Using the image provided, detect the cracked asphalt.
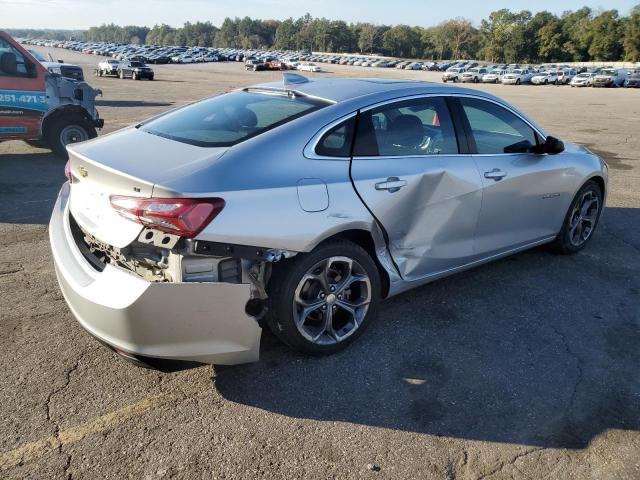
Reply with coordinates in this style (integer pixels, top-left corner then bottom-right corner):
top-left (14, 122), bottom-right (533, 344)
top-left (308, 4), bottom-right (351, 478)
top-left (1, 48), bottom-right (639, 479)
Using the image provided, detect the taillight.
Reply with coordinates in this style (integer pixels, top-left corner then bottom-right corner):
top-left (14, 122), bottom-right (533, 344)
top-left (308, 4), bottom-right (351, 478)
top-left (109, 196), bottom-right (225, 238)
top-left (64, 160), bottom-right (72, 183)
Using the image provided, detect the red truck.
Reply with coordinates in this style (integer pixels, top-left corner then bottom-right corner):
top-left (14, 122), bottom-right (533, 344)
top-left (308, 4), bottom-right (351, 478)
top-left (0, 31), bottom-right (103, 158)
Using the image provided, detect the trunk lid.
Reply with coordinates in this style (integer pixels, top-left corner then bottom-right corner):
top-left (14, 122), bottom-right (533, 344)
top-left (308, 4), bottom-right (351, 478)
top-left (67, 127), bottom-right (227, 248)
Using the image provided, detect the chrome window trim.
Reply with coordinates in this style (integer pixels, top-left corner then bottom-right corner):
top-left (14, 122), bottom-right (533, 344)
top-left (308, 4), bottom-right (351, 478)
top-left (304, 93), bottom-right (546, 160)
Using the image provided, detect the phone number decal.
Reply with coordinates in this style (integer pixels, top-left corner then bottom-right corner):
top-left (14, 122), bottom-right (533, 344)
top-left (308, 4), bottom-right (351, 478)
top-left (0, 90), bottom-right (48, 112)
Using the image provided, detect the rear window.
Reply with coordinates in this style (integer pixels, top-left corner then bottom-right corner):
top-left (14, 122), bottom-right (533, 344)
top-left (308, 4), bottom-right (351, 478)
top-left (140, 91), bottom-right (329, 147)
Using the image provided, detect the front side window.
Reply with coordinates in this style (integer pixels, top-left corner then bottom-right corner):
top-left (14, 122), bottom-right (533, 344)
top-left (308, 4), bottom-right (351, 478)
top-left (354, 97), bottom-right (458, 157)
top-left (0, 39), bottom-right (35, 77)
top-left (141, 91), bottom-right (328, 147)
top-left (459, 98), bottom-right (538, 154)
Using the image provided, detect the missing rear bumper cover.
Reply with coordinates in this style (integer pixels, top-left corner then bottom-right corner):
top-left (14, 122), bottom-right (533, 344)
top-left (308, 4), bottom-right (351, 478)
top-left (192, 240), bottom-right (296, 262)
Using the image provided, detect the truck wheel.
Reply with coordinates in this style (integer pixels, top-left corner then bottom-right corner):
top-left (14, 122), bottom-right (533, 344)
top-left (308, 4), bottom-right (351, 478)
top-left (46, 115), bottom-right (97, 159)
top-left (24, 139), bottom-right (49, 149)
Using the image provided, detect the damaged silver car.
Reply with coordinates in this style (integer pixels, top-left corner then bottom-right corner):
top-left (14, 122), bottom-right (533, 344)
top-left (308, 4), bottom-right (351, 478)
top-left (50, 74), bottom-right (608, 368)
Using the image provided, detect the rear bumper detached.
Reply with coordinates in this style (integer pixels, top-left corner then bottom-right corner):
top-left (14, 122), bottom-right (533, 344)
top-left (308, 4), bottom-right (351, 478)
top-left (49, 183), bottom-right (262, 367)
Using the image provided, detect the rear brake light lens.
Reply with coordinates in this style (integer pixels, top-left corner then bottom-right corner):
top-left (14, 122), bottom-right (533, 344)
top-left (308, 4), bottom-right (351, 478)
top-left (109, 196), bottom-right (225, 238)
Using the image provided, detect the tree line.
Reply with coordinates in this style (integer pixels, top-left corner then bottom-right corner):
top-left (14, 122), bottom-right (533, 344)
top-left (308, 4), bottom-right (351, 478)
top-left (9, 5), bottom-right (640, 62)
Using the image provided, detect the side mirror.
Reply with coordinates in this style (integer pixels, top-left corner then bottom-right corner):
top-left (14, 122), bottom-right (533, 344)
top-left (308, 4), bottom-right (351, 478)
top-left (544, 136), bottom-right (565, 154)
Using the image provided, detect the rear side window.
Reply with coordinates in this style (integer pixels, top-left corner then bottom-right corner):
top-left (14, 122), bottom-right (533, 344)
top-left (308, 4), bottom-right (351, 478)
top-left (315, 117), bottom-right (355, 157)
top-left (354, 96), bottom-right (458, 156)
top-left (141, 91), bottom-right (328, 147)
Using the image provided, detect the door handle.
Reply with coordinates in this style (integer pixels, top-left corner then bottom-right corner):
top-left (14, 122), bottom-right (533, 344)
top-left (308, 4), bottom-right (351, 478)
top-left (484, 169), bottom-right (508, 181)
top-left (375, 177), bottom-right (407, 193)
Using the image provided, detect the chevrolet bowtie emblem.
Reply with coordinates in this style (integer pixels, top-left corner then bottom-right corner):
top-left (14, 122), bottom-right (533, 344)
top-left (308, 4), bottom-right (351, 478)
top-left (78, 166), bottom-right (88, 178)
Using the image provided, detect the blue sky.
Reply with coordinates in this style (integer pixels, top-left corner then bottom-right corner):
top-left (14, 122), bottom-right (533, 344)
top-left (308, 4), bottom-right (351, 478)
top-left (4, 0), bottom-right (638, 29)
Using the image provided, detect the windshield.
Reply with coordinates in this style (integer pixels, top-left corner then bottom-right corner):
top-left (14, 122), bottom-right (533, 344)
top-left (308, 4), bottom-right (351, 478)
top-left (513, 69), bottom-right (524, 74)
top-left (448, 68), bottom-right (460, 72)
top-left (140, 91), bottom-right (329, 147)
top-left (490, 70), bottom-right (502, 74)
top-left (601, 69), bottom-right (616, 75)
top-left (28, 49), bottom-right (47, 62)
top-left (130, 61), bottom-right (145, 67)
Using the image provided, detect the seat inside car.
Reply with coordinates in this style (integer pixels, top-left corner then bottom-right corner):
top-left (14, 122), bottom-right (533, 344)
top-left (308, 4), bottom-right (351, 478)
top-left (383, 114), bottom-right (424, 154)
top-left (0, 52), bottom-right (17, 75)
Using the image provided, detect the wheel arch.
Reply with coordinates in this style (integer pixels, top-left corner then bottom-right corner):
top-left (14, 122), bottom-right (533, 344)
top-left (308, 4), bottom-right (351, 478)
top-left (588, 175), bottom-right (606, 199)
top-left (42, 105), bottom-right (94, 137)
top-left (314, 228), bottom-right (394, 298)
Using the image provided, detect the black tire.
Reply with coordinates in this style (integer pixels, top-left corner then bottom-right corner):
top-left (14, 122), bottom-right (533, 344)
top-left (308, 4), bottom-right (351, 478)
top-left (266, 239), bottom-right (381, 355)
top-left (149, 75), bottom-right (154, 81)
top-left (24, 139), bottom-right (49, 149)
top-left (45, 114), bottom-right (97, 159)
top-left (549, 180), bottom-right (603, 254)
top-left (516, 78), bottom-right (521, 85)
top-left (119, 70), bottom-right (125, 79)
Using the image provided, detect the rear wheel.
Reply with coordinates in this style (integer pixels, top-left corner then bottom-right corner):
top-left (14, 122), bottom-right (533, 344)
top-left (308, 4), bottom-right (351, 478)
top-left (45, 115), bottom-right (97, 159)
top-left (267, 240), bottom-right (381, 355)
top-left (516, 78), bottom-right (521, 85)
top-left (549, 180), bottom-right (603, 254)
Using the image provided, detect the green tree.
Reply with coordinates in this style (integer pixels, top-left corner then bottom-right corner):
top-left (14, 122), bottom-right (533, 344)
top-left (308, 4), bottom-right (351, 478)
top-left (358, 23), bottom-right (382, 54)
top-left (274, 18), bottom-right (298, 49)
top-left (561, 7), bottom-right (594, 61)
top-left (382, 25), bottom-right (421, 57)
top-left (623, 5), bottom-right (640, 61)
top-left (440, 18), bottom-right (478, 59)
top-left (479, 9), bottom-right (519, 62)
top-left (588, 10), bottom-right (624, 61)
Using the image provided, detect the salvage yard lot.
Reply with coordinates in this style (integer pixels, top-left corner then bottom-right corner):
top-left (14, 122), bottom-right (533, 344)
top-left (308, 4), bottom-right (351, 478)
top-left (1, 47), bottom-right (639, 479)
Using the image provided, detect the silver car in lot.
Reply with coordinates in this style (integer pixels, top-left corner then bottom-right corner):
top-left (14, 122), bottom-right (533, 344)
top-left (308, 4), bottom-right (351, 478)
top-left (50, 75), bottom-right (608, 368)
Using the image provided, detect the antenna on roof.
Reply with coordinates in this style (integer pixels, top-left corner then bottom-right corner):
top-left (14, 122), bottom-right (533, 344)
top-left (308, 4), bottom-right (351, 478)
top-left (283, 72), bottom-right (310, 87)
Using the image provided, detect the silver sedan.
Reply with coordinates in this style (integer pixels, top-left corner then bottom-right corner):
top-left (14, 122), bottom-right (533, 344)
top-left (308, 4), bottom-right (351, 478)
top-left (50, 74), bottom-right (608, 368)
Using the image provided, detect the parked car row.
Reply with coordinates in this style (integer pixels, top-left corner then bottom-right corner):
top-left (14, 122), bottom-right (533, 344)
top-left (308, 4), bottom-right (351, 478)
top-left (444, 64), bottom-right (639, 88)
top-left (21, 38), bottom-right (640, 88)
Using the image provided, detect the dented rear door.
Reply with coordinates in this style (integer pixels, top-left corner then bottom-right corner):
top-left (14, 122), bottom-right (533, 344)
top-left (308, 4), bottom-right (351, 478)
top-left (350, 96), bottom-right (483, 281)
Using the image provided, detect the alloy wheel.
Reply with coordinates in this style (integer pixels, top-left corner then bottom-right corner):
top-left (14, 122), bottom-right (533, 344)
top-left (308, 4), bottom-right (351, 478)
top-left (568, 190), bottom-right (600, 247)
top-left (292, 256), bottom-right (371, 345)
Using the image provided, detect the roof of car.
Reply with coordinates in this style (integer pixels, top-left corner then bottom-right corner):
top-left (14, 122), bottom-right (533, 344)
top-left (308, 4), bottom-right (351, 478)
top-left (251, 76), bottom-right (494, 103)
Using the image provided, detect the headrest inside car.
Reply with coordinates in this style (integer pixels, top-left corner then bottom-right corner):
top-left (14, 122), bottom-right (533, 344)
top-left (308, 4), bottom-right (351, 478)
top-left (0, 52), bottom-right (18, 76)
